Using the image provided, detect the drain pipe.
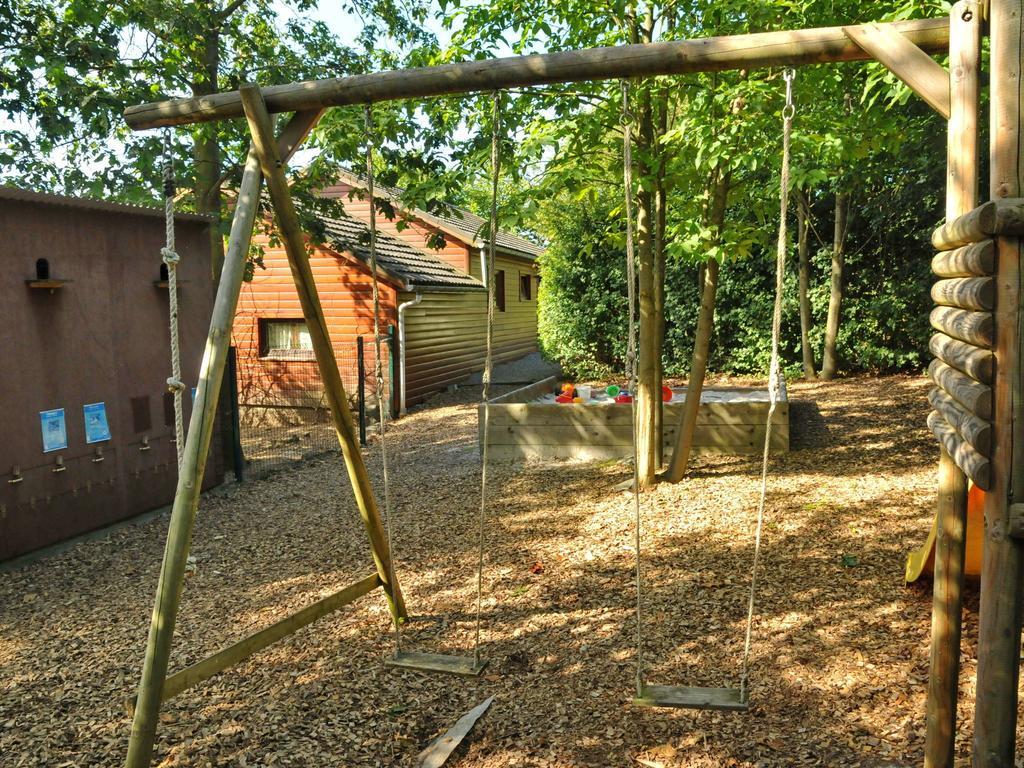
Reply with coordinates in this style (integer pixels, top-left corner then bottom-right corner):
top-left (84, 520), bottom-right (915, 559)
top-left (397, 292), bottom-right (423, 416)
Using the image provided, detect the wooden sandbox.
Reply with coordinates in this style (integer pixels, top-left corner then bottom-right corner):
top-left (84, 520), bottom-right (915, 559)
top-left (479, 376), bottom-right (789, 461)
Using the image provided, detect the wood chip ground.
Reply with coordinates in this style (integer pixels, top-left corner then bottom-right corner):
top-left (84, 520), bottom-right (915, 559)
top-left (1, 376), bottom-right (1015, 766)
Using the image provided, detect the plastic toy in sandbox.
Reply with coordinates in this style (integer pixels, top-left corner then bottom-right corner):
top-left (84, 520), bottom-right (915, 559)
top-left (479, 375), bottom-right (789, 462)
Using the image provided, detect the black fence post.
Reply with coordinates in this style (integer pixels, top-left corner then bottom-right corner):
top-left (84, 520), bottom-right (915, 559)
top-left (226, 346), bottom-right (245, 482)
top-left (357, 336), bottom-right (367, 446)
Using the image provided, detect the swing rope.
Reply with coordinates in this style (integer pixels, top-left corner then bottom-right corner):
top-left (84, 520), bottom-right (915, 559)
top-left (364, 106), bottom-right (403, 650)
top-left (739, 67), bottom-right (795, 698)
top-left (473, 90), bottom-right (501, 666)
top-left (620, 80), bottom-right (644, 698)
top-left (366, 98), bottom-right (497, 666)
top-left (161, 129), bottom-right (186, 471)
top-left (627, 69), bottom-right (793, 704)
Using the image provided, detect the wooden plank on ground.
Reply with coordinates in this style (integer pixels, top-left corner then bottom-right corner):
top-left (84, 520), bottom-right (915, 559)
top-left (418, 697), bottom-right (494, 768)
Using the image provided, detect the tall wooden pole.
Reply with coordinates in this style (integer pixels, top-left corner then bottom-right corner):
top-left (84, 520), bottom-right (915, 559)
top-left (238, 84), bottom-right (406, 621)
top-left (124, 145), bottom-right (264, 768)
top-left (974, 1), bottom-right (1024, 765)
top-left (923, 7), bottom-right (978, 768)
top-left (124, 111), bottom-right (324, 768)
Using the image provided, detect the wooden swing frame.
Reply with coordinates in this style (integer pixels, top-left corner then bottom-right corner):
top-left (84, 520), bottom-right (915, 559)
top-left (122, 4), bottom-right (1023, 768)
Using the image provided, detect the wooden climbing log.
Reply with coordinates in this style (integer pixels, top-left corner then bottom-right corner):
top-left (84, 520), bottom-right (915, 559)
top-left (930, 306), bottom-right (994, 348)
top-left (931, 198), bottom-right (1024, 251)
top-left (928, 410), bottom-right (991, 490)
top-left (932, 240), bottom-right (996, 278)
top-left (931, 277), bottom-right (995, 311)
top-left (930, 332), bottom-right (994, 384)
top-left (929, 359), bottom-right (993, 420)
top-left (929, 387), bottom-right (992, 457)
top-left (123, 18), bottom-right (950, 130)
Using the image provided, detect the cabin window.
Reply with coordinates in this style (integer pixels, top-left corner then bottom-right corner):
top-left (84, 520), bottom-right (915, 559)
top-left (159, 263), bottom-right (169, 282)
top-left (35, 258), bottom-right (50, 280)
top-left (519, 273), bottom-right (532, 301)
top-left (494, 270), bottom-right (506, 312)
top-left (259, 319), bottom-right (315, 360)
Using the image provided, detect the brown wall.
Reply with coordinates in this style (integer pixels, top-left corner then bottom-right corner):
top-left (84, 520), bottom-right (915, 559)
top-left (0, 198), bottom-right (222, 561)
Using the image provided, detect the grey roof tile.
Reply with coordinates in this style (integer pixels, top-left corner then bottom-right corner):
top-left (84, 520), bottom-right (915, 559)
top-left (321, 213), bottom-right (485, 292)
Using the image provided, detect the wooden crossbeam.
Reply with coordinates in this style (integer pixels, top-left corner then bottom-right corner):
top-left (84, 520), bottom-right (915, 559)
top-left (932, 240), bottom-right (996, 278)
top-left (843, 23), bottom-right (951, 118)
top-left (125, 575), bottom-right (381, 715)
top-left (122, 18), bottom-right (950, 130)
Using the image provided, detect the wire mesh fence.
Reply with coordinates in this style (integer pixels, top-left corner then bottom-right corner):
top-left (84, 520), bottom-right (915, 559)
top-left (233, 336), bottom-right (391, 479)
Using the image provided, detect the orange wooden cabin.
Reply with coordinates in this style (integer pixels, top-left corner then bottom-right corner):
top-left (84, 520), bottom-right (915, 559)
top-left (232, 174), bottom-right (543, 414)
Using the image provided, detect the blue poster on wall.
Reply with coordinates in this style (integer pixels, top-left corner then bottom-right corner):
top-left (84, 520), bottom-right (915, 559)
top-left (39, 408), bottom-right (68, 453)
top-left (83, 402), bottom-right (111, 444)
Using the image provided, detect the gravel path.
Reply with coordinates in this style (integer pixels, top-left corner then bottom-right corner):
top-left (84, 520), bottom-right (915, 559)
top-left (0, 376), bottom-right (1007, 766)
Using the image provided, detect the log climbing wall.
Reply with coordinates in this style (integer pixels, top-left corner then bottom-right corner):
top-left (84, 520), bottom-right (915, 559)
top-left (928, 200), bottom-right (1024, 491)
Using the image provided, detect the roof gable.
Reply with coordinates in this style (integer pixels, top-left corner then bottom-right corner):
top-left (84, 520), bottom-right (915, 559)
top-left (330, 169), bottom-right (544, 261)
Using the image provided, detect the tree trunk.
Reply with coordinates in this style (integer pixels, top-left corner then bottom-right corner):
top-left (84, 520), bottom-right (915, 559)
top-left (193, 26), bottom-right (225, 283)
top-left (820, 191), bottom-right (849, 380)
top-left (652, 84), bottom-right (668, 469)
top-left (635, 185), bottom-right (659, 488)
top-left (664, 171), bottom-right (729, 483)
top-left (797, 191), bottom-right (817, 379)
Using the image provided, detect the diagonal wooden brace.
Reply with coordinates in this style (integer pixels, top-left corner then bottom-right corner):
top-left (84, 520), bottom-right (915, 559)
top-left (239, 83), bottom-right (407, 624)
top-left (843, 22), bottom-right (951, 119)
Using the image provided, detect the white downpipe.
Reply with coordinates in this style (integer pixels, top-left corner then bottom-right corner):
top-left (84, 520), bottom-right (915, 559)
top-left (479, 247), bottom-right (487, 287)
top-left (397, 293), bottom-right (423, 416)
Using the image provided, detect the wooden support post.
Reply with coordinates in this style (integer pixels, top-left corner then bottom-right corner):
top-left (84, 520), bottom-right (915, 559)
top-left (974, 1), bottom-right (1024, 765)
top-left (238, 84), bottom-right (406, 622)
top-left (124, 110), bottom-right (326, 768)
top-left (125, 146), bottom-right (265, 768)
top-left (925, 448), bottom-right (969, 768)
top-left (924, 5), bottom-right (979, 767)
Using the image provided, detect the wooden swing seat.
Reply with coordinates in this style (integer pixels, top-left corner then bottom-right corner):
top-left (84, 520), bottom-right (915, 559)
top-left (633, 684), bottom-right (748, 712)
top-left (385, 651), bottom-right (488, 677)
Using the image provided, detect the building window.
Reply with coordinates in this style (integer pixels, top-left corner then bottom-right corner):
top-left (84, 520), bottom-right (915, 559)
top-left (494, 270), bottom-right (506, 312)
top-left (519, 273), bottom-right (532, 301)
top-left (259, 319), bottom-right (315, 359)
top-left (35, 258), bottom-right (50, 280)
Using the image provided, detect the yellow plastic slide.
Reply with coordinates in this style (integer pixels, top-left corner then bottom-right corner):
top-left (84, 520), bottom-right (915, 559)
top-left (905, 484), bottom-right (985, 583)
